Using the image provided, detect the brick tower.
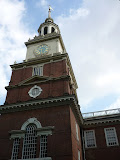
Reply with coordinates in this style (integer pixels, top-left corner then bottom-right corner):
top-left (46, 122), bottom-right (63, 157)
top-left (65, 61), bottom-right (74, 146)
top-left (0, 8), bottom-right (83, 160)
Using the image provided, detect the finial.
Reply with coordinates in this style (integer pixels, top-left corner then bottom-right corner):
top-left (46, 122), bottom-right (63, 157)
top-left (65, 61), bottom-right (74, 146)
top-left (48, 5), bottom-right (53, 18)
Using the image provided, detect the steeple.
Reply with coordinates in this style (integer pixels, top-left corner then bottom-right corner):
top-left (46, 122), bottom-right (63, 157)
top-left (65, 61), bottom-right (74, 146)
top-left (25, 7), bottom-right (65, 61)
top-left (38, 6), bottom-right (60, 36)
top-left (48, 5), bottom-right (53, 18)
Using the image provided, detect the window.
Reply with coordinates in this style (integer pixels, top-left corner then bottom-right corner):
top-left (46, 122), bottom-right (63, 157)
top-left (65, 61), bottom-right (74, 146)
top-left (28, 85), bottom-right (42, 98)
top-left (104, 127), bottom-right (119, 146)
top-left (78, 150), bottom-right (80, 160)
top-left (32, 87), bottom-right (40, 96)
top-left (44, 27), bottom-right (48, 35)
top-left (22, 124), bottom-right (37, 159)
top-left (10, 118), bottom-right (53, 159)
top-left (11, 138), bottom-right (20, 160)
top-left (33, 66), bottom-right (43, 76)
top-left (76, 122), bottom-right (79, 141)
top-left (40, 135), bottom-right (47, 158)
top-left (84, 130), bottom-right (96, 148)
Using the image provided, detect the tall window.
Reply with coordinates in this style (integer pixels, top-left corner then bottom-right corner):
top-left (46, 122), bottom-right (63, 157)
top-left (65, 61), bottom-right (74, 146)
top-left (40, 135), bottom-right (47, 158)
top-left (33, 66), bottom-right (43, 76)
top-left (11, 138), bottom-right (20, 160)
top-left (104, 127), bottom-right (119, 146)
top-left (84, 130), bottom-right (96, 148)
top-left (78, 150), bottom-right (80, 160)
top-left (76, 122), bottom-right (79, 141)
top-left (22, 124), bottom-right (37, 159)
top-left (10, 118), bottom-right (52, 159)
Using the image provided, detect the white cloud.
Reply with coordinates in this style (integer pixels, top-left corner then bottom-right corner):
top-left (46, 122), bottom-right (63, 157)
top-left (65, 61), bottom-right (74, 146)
top-left (56, 0), bottom-right (120, 110)
top-left (106, 97), bottom-right (120, 110)
top-left (0, 0), bottom-right (34, 104)
top-left (69, 8), bottom-right (90, 20)
top-left (36, 0), bottom-right (48, 9)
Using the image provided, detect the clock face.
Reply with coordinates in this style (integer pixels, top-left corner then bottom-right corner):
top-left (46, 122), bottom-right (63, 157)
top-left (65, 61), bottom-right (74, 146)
top-left (34, 44), bottom-right (49, 56)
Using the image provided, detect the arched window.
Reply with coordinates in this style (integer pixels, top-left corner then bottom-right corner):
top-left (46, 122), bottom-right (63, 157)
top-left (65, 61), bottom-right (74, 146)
top-left (22, 124), bottom-right (37, 159)
top-left (44, 27), bottom-right (48, 35)
top-left (10, 118), bottom-right (53, 160)
top-left (51, 27), bottom-right (55, 33)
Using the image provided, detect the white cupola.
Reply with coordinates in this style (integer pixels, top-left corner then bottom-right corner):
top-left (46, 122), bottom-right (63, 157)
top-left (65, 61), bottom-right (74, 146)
top-left (38, 6), bottom-right (60, 36)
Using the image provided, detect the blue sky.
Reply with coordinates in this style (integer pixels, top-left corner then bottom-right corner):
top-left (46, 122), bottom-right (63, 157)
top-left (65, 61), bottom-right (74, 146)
top-left (0, 0), bottom-right (120, 113)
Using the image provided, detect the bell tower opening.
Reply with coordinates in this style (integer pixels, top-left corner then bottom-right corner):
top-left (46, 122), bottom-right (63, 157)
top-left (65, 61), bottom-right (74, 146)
top-left (51, 27), bottom-right (55, 33)
top-left (44, 26), bottom-right (48, 35)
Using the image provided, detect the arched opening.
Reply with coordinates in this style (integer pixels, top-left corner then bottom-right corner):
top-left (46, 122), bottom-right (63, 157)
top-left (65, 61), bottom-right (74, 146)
top-left (21, 117), bottom-right (41, 130)
top-left (51, 27), bottom-right (55, 33)
top-left (44, 27), bottom-right (48, 35)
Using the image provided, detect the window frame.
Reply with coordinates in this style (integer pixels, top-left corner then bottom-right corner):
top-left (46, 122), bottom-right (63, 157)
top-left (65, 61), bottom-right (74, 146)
top-left (104, 127), bottom-right (119, 147)
top-left (11, 138), bottom-right (20, 160)
top-left (78, 150), bottom-right (80, 160)
top-left (32, 65), bottom-right (43, 76)
top-left (10, 118), bottom-right (54, 160)
top-left (22, 124), bottom-right (37, 159)
top-left (40, 135), bottom-right (48, 158)
top-left (76, 122), bottom-right (79, 141)
top-left (84, 130), bottom-right (97, 148)
top-left (28, 85), bottom-right (42, 98)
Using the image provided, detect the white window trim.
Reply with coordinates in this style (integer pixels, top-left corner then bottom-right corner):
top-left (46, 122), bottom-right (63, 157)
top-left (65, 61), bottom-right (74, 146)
top-left (84, 130), bottom-right (97, 148)
top-left (78, 150), bottom-right (80, 160)
top-left (10, 118), bottom-right (54, 160)
top-left (32, 65), bottom-right (43, 76)
top-left (22, 124), bottom-right (37, 159)
top-left (18, 158), bottom-right (52, 160)
top-left (11, 138), bottom-right (20, 160)
top-left (40, 135), bottom-right (47, 158)
top-left (76, 122), bottom-right (79, 141)
top-left (21, 118), bottom-right (42, 130)
top-left (104, 127), bottom-right (119, 147)
top-left (28, 85), bottom-right (42, 98)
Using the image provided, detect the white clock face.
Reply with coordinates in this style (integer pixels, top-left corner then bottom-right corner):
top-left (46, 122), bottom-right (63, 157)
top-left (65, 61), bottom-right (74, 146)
top-left (34, 44), bottom-right (49, 56)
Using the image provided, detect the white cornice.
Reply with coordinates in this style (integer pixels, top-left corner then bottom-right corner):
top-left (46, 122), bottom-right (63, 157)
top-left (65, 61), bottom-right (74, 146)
top-left (0, 95), bottom-right (83, 125)
top-left (83, 116), bottom-right (120, 126)
top-left (10, 53), bottom-right (68, 69)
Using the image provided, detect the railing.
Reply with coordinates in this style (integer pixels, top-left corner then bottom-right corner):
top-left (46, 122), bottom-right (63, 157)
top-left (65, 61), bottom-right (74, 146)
top-left (82, 108), bottom-right (120, 119)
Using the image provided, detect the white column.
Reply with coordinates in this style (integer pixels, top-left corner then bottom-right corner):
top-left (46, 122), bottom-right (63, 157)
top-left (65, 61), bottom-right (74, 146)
top-left (55, 28), bottom-right (57, 33)
top-left (41, 27), bottom-right (44, 36)
top-left (48, 25), bottom-right (51, 34)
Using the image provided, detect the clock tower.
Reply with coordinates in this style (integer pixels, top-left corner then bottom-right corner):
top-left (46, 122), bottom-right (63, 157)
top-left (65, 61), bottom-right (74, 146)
top-left (26, 8), bottom-right (66, 60)
top-left (0, 8), bottom-right (83, 160)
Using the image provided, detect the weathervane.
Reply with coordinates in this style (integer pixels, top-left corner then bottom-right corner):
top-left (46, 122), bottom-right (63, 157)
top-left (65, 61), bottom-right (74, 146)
top-left (48, 5), bottom-right (53, 18)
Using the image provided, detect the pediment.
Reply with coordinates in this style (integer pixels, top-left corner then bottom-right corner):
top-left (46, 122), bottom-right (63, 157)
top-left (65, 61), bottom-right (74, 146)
top-left (18, 75), bottom-right (49, 86)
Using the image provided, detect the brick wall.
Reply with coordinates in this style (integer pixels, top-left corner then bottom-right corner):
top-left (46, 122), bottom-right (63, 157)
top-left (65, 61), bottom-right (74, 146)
top-left (6, 80), bottom-right (70, 104)
top-left (70, 108), bottom-right (83, 160)
top-left (5, 59), bottom-right (71, 104)
top-left (84, 124), bottom-right (120, 160)
top-left (0, 105), bottom-right (72, 160)
top-left (9, 59), bottom-right (68, 86)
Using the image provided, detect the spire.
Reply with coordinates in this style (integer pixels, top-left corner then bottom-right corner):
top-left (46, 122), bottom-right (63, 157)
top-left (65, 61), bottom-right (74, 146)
top-left (37, 6), bottom-right (60, 36)
top-left (48, 5), bottom-right (53, 18)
